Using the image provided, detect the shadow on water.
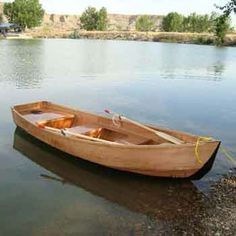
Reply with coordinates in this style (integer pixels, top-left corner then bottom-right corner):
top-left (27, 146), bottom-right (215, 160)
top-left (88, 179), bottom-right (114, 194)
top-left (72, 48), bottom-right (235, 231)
top-left (13, 128), bottom-right (210, 221)
top-left (12, 127), bottom-right (236, 235)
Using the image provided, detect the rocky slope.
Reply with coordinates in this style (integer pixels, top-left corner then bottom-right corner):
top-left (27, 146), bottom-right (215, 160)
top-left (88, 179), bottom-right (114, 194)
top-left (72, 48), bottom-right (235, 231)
top-left (1, 4), bottom-right (164, 30)
top-left (42, 13), bottom-right (163, 31)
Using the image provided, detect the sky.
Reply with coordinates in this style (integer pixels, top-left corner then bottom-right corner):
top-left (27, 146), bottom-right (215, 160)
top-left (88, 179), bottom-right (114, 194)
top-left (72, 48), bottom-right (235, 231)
top-left (38, 0), bottom-right (228, 15)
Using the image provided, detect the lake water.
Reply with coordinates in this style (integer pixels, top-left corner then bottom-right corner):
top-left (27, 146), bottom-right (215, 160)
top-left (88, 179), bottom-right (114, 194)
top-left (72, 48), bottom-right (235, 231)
top-left (0, 39), bottom-right (236, 235)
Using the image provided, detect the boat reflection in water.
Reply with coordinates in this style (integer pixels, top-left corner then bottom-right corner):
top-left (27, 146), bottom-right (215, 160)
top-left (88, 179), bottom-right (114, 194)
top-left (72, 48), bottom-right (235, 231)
top-left (13, 127), bottom-right (208, 222)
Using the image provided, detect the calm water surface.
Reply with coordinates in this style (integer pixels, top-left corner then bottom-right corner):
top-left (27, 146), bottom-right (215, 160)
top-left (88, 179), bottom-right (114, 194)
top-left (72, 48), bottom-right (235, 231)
top-left (0, 39), bottom-right (236, 235)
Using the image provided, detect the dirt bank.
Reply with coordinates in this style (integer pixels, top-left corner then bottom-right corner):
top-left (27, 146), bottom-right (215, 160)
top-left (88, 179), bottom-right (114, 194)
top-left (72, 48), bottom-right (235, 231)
top-left (26, 29), bottom-right (236, 46)
top-left (157, 171), bottom-right (236, 235)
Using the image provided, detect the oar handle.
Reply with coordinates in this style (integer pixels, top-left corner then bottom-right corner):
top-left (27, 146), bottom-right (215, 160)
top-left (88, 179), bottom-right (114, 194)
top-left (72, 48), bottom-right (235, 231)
top-left (104, 109), bottom-right (111, 115)
top-left (104, 109), bottom-right (121, 118)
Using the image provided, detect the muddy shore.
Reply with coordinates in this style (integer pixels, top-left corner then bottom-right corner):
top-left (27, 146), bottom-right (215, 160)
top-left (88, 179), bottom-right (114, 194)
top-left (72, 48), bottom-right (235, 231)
top-left (26, 29), bottom-right (236, 46)
top-left (156, 171), bottom-right (236, 235)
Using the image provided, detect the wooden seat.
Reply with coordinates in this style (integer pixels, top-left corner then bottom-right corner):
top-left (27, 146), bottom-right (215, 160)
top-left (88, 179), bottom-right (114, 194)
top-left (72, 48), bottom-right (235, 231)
top-left (32, 112), bottom-right (75, 129)
top-left (24, 112), bottom-right (66, 123)
top-left (67, 125), bottom-right (154, 145)
top-left (66, 124), bottom-right (102, 138)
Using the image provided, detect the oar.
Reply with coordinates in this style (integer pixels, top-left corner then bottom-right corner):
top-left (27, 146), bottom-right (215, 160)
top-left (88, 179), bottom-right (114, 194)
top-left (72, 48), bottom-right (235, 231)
top-left (104, 109), bottom-right (184, 145)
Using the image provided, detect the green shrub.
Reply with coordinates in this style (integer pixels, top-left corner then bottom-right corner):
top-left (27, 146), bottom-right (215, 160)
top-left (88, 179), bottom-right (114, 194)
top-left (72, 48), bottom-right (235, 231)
top-left (69, 29), bottom-right (80, 39)
top-left (214, 15), bottom-right (231, 46)
top-left (135, 15), bottom-right (154, 32)
top-left (97, 7), bottom-right (107, 31)
top-left (162, 12), bottom-right (184, 32)
top-left (80, 6), bottom-right (108, 31)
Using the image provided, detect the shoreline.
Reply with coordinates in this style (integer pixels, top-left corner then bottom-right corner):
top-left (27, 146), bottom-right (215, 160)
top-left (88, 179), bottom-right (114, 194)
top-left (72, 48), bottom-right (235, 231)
top-left (25, 30), bottom-right (236, 46)
top-left (2, 30), bottom-right (236, 46)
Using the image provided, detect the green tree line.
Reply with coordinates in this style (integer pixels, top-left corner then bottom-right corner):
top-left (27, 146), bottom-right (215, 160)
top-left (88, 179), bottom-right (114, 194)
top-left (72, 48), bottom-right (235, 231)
top-left (2, 0), bottom-right (235, 46)
top-left (161, 12), bottom-right (231, 33)
top-left (79, 2), bottom-right (235, 45)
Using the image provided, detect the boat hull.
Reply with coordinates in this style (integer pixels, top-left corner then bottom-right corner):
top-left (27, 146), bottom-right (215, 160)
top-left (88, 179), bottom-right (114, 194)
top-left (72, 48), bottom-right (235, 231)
top-left (12, 101), bottom-right (220, 178)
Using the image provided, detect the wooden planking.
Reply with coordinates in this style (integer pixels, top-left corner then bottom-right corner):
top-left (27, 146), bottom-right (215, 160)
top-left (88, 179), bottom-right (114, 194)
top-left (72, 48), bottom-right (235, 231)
top-left (11, 101), bottom-right (221, 178)
top-left (121, 116), bottom-right (184, 144)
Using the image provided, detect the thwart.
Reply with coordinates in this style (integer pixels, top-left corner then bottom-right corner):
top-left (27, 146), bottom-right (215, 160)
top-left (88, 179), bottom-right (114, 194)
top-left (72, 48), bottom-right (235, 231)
top-left (11, 101), bottom-right (221, 179)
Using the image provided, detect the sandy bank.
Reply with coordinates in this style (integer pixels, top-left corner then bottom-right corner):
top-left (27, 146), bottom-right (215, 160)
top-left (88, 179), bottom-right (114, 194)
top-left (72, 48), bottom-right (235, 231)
top-left (26, 29), bottom-right (236, 46)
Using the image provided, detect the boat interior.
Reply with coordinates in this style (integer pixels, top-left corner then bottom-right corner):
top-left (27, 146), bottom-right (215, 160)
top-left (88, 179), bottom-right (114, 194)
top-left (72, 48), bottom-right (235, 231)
top-left (13, 101), bottom-right (196, 145)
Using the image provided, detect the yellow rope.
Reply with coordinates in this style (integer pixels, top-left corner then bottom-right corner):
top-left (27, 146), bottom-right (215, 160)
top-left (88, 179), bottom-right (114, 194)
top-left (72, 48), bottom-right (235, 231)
top-left (195, 136), bottom-right (236, 166)
top-left (194, 136), bottom-right (213, 164)
top-left (220, 147), bottom-right (236, 166)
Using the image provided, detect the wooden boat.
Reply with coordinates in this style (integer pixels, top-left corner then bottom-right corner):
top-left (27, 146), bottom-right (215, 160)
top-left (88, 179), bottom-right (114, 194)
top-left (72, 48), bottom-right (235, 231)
top-left (11, 101), bottom-right (221, 178)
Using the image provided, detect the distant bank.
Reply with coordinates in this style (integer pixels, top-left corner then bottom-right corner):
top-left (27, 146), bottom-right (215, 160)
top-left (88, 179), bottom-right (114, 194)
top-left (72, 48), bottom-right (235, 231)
top-left (26, 29), bottom-right (236, 46)
top-left (24, 12), bottom-right (236, 46)
top-left (1, 7), bottom-right (236, 46)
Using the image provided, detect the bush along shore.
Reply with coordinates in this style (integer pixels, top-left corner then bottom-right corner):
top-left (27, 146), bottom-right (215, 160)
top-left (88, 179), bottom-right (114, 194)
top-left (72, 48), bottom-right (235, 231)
top-left (26, 29), bottom-right (236, 46)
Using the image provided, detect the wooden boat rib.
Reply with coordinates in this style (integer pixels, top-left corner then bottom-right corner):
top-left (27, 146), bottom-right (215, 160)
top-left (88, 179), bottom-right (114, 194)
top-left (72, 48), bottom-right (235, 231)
top-left (11, 101), bottom-right (221, 178)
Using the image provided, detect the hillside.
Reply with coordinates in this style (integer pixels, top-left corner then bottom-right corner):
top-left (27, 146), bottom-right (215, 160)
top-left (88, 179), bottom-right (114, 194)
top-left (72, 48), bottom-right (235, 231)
top-left (1, 3), bottom-right (164, 31)
top-left (42, 13), bottom-right (163, 31)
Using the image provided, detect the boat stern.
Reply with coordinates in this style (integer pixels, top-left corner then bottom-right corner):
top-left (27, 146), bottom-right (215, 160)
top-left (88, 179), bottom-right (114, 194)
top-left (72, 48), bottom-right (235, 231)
top-left (190, 140), bottom-right (221, 179)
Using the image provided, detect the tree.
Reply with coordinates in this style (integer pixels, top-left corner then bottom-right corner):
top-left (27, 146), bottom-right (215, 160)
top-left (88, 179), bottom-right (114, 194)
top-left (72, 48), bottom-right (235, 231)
top-left (216, 0), bottom-right (236, 16)
top-left (135, 15), bottom-right (154, 32)
top-left (80, 7), bottom-right (98, 31)
top-left (0, 14), bottom-right (3, 23)
top-left (214, 1), bottom-right (234, 46)
top-left (97, 7), bottom-right (108, 31)
top-left (162, 12), bottom-right (184, 32)
top-left (209, 12), bottom-right (219, 32)
top-left (3, 0), bottom-right (44, 30)
top-left (162, 12), bottom-right (228, 34)
top-left (214, 15), bottom-right (231, 46)
top-left (183, 13), bottom-right (213, 33)
top-left (80, 6), bottom-right (108, 31)
top-left (2, 3), bottom-right (12, 22)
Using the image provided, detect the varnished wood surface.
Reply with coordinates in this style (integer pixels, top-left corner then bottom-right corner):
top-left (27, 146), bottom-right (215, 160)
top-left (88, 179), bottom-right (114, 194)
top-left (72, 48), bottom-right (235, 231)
top-left (11, 101), bottom-right (221, 178)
